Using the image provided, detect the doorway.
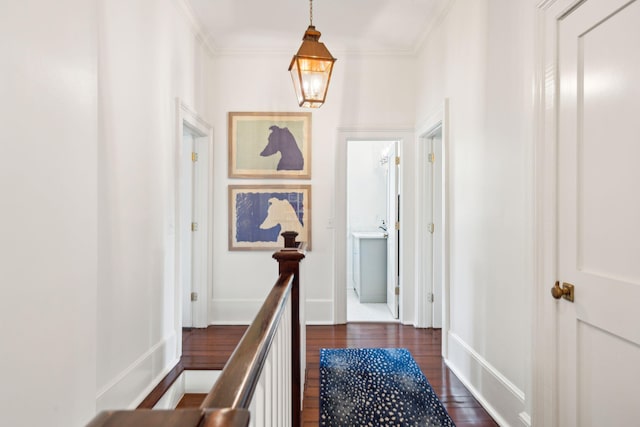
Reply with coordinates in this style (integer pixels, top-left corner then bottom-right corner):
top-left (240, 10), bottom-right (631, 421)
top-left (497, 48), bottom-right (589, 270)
top-left (346, 139), bottom-right (399, 322)
top-left (424, 126), bottom-right (444, 328)
top-left (177, 100), bottom-right (212, 331)
top-left (416, 101), bottom-right (449, 336)
top-left (536, 1), bottom-right (640, 424)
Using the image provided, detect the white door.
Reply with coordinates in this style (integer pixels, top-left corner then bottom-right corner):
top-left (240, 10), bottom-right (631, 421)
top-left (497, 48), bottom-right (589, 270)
top-left (180, 129), bottom-right (195, 327)
top-left (430, 132), bottom-right (444, 328)
top-left (555, 0), bottom-right (640, 425)
top-left (386, 142), bottom-right (399, 318)
top-left (424, 137), bottom-right (434, 326)
top-left (180, 125), bottom-right (210, 328)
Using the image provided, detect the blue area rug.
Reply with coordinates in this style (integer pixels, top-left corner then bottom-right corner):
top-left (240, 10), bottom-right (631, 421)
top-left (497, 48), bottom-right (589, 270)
top-left (320, 348), bottom-right (455, 427)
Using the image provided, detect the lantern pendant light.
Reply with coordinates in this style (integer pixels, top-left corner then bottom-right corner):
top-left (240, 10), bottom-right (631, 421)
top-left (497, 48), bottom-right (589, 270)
top-left (288, 0), bottom-right (336, 108)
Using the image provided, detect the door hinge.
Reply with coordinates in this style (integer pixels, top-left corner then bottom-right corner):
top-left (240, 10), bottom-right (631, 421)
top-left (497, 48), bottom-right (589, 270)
top-left (428, 293), bottom-right (434, 303)
top-left (192, 152), bottom-right (198, 162)
top-left (395, 286), bottom-right (400, 296)
top-left (191, 222), bottom-right (198, 231)
top-left (428, 223), bottom-right (435, 234)
top-left (428, 153), bottom-right (435, 163)
top-left (190, 292), bottom-right (198, 302)
top-left (395, 221), bottom-right (400, 230)
top-left (395, 156), bottom-right (400, 165)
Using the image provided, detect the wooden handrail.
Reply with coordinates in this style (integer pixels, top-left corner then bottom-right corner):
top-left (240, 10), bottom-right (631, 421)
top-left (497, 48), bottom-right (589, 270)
top-left (86, 408), bottom-right (250, 427)
top-left (200, 272), bottom-right (294, 409)
top-left (86, 233), bottom-right (305, 427)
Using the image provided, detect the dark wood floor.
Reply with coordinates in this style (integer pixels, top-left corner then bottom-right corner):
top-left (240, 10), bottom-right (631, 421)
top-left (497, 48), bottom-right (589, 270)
top-left (303, 324), bottom-right (497, 427)
top-left (182, 325), bottom-right (248, 370)
top-left (164, 324), bottom-right (497, 426)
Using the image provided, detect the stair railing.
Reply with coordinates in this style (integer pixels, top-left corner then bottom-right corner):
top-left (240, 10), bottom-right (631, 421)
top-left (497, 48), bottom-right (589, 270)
top-left (87, 231), bottom-right (306, 427)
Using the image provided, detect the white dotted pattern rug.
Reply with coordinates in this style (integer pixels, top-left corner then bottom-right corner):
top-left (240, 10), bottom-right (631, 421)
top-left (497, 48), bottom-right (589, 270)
top-left (319, 348), bottom-right (455, 427)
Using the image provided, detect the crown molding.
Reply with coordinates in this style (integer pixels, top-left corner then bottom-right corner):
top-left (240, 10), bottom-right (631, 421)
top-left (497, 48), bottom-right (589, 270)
top-left (175, 0), bottom-right (454, 59)
top-left (212, 46), bottom-right (417, 58)
top-left (174, 0), bottom-right (217, 57)
top-left (537, 0), bottom-right (559, 10)
top-left (411, 0), bottom-right (458, 54)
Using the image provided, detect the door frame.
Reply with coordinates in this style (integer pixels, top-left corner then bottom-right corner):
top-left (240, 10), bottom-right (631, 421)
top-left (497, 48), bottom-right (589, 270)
top-left (385, 141), bottom-right (400, 319)
top-left (175, 99), bottom-right (213, 336)
top-left (415, 101), bottom-right (450, 342)
top-left (335, 128), bottom-right (415, 324)
top-left (533, 1), bottom-right (585, 425)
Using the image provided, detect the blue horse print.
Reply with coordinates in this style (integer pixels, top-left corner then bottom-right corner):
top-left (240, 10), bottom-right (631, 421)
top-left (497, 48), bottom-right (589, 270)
top-left (260, 126), bottom-right (304, 171)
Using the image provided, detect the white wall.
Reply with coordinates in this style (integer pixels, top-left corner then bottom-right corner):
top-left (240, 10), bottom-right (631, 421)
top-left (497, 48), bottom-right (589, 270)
top-left (209, 54), bottom-right (416, 324)
top-left (346, 141), bottom-right (392, 288)
top-left (347, 141), bottom-right (390, 232)
top-left (96, 0), bottom-right (213, 411)
top-left (0, 1), bottom-right (537, 424)
top-left (0, 1), bottom-right (98, 426)
top-left (1, 0), bottom-right (214, 423)
top-left (414, 0), bottom-right (535, 425)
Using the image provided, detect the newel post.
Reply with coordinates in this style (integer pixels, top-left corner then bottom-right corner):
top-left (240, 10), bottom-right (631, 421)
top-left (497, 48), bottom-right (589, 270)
top-left (273, 231), bottom-right (305, 427)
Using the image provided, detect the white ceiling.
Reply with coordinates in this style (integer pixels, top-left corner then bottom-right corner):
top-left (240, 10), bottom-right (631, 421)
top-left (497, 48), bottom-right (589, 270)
top-left (187, 0), bottom-right (450, 54)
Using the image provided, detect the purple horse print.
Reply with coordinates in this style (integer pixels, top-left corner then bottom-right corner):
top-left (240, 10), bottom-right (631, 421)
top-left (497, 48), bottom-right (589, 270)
top-left (260, 125), bottom-right (304, 171)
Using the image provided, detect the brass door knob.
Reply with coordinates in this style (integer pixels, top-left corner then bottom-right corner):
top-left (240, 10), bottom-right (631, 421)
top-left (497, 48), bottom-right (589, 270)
top-left (551, 281), bottom-right (574, 302)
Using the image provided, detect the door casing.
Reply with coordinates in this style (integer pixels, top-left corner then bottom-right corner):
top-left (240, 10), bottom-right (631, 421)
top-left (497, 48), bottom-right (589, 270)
top-left (175, 99), bottom-right (213, 338)
top-left (415, 101), bottom-right (450, 341)
top-left (533, 0), bottom-right (640, 424)
top-left (335, 128), bottom-right (414, 324)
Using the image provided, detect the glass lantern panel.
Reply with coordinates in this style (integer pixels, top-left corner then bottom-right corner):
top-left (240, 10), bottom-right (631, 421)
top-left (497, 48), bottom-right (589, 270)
top-left (300, 70), bottom-right (329, 101)
top-left (289, 61), bottom-right (305, 105)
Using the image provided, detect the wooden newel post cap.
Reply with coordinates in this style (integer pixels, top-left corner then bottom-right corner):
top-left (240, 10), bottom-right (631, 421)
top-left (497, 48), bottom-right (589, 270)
top-left (281, 231), bottom-right (299, 249)
top-left (273, 231), bottom-right (305, 267)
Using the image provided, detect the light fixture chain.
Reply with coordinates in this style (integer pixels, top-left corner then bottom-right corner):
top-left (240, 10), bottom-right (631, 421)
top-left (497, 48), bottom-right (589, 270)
top-left (309, 0), bottom-right (313, 26)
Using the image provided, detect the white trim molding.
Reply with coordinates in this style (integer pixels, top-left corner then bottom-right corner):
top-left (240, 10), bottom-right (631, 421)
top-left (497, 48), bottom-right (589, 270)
top-left (96, 334), bottom-right (179, 410)
top-left (305, 299), bottom-right (334, 325)
top-left (153, 370), bottom-right (222, 409)
top-left (209, 299), bottom-right (265, 325)
top-left (532, 0), bottom-right (585, 425)
top-left (414, 99), bottom-right (450, 338)
top-left (208, 298), bottom-right (335, 325)
top-left (519, 411), bottom-right (532, 427)
top-left (176, 99), bottom-right (214, 332)
top-left (174, 0), bottom-right (216, 56)
top-left (334, 127), bottom-right (416, 325)
top-left (446, 332), bottom-right (526, 427)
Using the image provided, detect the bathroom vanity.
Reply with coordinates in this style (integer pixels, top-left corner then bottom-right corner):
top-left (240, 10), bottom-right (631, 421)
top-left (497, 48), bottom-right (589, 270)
top-left (352, 232), bottom-right (387, 303)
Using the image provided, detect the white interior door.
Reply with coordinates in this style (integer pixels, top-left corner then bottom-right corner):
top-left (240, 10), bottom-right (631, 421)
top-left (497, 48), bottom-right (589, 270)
top-left (386, 142), bottom-right (399, 318)
top-left (191, 134), bottom-right (209, 327)
top-left (423, 130), bottom-right (444, 328)
top-left (424, 137), bottom-right (434, 326)
top-left (180, 129), bottom-right (195, 327)
top-left (555, 0), bottom-right (640, 425)
top-left (431, 132), bottom-right (443, 328)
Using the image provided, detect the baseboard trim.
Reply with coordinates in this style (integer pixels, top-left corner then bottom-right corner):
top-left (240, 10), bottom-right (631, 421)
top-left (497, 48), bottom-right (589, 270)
top-left (305, 299), bottom-right (333, 324)
top-left (152, 370), bottom-right (222, 409)
top-left (446, 331), bottom-right (525, 427)
top-left (209, 299), bottom-right (263, 324)
top-left (151, 370), bottom-right (185, 409)
top-left (209, 298), bottom-right (335, 325)
top-left (519, 411), bottom-right (532, 427)
top-left (96, 333), bottom-right (179, 410)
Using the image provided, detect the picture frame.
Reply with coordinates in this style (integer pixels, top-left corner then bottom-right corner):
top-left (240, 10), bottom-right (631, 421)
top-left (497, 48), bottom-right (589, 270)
top-left (228, 112), bottom-right (311, 179)
top-left (228, 184), bottom-right (312, 251)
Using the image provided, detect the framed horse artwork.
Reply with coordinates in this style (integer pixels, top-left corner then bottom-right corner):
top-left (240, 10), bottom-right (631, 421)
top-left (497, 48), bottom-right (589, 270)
top-left (228, 112), bottom-right (311, 179)
top-left (228, 184), bottom-right (312, 251)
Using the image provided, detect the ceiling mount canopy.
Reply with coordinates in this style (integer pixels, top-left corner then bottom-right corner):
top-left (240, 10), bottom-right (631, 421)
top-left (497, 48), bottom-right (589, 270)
top-left (288, 0), bottom-right (336, 108)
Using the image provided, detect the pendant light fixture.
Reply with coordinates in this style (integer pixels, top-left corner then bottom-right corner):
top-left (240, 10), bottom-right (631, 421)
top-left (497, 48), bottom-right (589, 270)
top-left (288, 0), bottom-right (336, 108)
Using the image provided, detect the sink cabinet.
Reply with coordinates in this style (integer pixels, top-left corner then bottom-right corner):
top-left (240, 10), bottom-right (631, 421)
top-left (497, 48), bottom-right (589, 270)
top-left (352, 232), bottom-right (387, 303)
